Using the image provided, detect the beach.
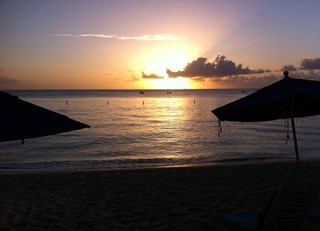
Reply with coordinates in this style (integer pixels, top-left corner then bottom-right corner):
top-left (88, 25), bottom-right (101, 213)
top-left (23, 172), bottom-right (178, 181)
top-left (1, 161), bottom-right (320, 230)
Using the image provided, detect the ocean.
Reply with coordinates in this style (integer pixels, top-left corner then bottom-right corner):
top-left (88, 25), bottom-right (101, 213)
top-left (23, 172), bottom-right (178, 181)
top-left (1, 89), bottom-right (320, 172)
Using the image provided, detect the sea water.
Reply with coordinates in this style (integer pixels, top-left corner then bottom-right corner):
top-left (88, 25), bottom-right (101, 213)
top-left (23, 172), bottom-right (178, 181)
top-left (1, 89), bottom-right (319, 172)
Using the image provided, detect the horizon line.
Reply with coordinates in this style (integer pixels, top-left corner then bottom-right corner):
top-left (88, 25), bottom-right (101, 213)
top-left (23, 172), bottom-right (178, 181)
top-left (3, 87), bottom-right (257, 91)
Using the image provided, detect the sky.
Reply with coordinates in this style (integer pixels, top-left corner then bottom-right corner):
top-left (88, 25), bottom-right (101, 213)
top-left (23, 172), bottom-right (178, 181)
top-left (1, 0), bottom-right (320, 90)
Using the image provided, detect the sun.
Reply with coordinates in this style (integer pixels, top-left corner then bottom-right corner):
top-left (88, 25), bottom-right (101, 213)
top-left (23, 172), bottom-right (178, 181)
top-left (150, 77), bottom-right (190, 89)
top-left (145, 50), bottom-right (189, 76)
top-left (142, 48), bottom-right (192, 89)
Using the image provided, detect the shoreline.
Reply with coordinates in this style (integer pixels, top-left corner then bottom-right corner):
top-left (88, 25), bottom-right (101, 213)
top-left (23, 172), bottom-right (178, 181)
top-left (1, 160), bottom-right (320, 230)
top-left (0, 158), bottom-right (313, 175)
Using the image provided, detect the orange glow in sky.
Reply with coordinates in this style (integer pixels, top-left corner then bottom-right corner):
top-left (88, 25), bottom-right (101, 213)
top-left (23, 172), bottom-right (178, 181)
top-left (1, 1), bottom-right (320, 90)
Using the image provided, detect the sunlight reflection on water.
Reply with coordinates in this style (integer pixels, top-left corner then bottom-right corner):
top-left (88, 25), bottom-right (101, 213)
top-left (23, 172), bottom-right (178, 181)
top-left (1, 89), bottom-right (319, 171)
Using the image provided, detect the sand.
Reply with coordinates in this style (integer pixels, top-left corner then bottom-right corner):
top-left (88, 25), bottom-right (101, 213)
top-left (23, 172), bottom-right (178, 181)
top-left (1, 160), bottom-right (320, 230)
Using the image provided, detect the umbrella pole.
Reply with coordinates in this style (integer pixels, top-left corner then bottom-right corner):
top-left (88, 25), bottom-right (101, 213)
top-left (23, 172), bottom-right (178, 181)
top-left (290, 117), bottom-right (300, 164)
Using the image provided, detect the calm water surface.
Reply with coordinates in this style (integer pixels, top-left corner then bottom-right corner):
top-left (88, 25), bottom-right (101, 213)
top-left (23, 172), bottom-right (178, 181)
top-left (1, 89), bottom-right (320, 171)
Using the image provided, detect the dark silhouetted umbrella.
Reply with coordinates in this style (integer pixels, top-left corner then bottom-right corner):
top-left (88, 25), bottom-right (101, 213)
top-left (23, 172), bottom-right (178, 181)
top-left (212, 72), bottom-right (320, 163)
top-left (0, 91), bottom-right (90, 143)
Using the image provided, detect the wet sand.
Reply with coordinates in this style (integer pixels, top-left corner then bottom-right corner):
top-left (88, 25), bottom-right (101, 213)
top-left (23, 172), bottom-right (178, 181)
top-left (1, 160), bottom-right (320, 230)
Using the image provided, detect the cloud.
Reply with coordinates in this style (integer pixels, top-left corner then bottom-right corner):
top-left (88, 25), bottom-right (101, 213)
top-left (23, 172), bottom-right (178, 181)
top-left (77, 34), bottom-right (113, 38)
top-left (205, 74), bottom-right (281, 89)
top-left (190, 77), bottom-right (207, 82)
top-left (167, 55), bottom-right (266, 78)
top-left (141, 72), bottom-right (164, 79)
top-left (300, 57), bottom-right (320, 69)
top-left (0, 76), bottom-right (19, 85)
top-left (211, 70), bottom-right (320, 88)
top-left (53, 33), bottom-right (186, 41)
top-left (117, 34), bottom-right (186, 41)
top-left (215, 74), bottom-right (279, 84)
top-left (127, 75), bottom-right (140, 82)
top-left (281, 65), bottom-right (297, 72)
top-left (53, 33), bottom-right (112, 38)
top-left (288, 70), bottom-right (320, 80)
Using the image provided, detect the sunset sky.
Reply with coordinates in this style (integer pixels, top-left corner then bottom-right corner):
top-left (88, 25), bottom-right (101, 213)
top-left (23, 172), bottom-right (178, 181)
top-left (1, 0), bottom-right (320, 90)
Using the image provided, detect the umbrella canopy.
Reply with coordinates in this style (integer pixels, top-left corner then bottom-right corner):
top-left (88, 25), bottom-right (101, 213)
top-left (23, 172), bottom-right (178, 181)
top-left (0, 91), bottom-right (90, 143)
top-left (212, 72), bottom-right (320, 163)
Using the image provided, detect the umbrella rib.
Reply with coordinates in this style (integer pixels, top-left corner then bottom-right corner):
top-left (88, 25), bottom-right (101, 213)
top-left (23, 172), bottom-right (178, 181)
top-left (265, 102), bottom-right (291, 118)
top-left (294, 95), bottom-right (320, 112)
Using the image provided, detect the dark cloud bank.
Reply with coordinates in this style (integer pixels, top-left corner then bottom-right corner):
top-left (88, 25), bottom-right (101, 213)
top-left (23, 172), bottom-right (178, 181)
top-left (300, 57), bottom-right (320, 69)
top-left (281, 57), bottom-right (320, 72)
top-left (167, 55), bottom-right (266, 78)
top-left (281, 65), bottom-right (297, 72)
top-left (0, 75), bottom-right (31, 89)
top-left (0, 76), bottom-right (19, 86)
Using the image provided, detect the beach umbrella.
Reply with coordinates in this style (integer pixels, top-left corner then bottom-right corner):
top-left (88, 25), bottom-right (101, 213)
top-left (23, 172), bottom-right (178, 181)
top-left (212, 71), bottom-right (320, 163)
top-left (0, 91), bottom-right (90, 143)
